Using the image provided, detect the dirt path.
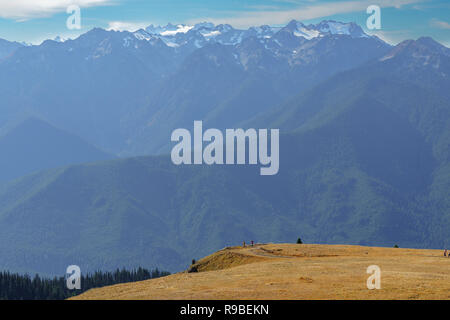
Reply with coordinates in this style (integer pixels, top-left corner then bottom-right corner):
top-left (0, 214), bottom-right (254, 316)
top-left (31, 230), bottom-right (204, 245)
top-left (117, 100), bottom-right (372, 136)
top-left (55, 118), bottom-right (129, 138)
top-left (239, 245), bottom-right (294, 259)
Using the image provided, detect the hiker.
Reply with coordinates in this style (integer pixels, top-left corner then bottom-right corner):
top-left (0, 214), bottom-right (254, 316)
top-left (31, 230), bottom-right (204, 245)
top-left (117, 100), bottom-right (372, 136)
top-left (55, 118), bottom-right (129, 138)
top-left (251, 241), bottom-right (254, 247)
top-left (243, 241), bottom-right (246, 248)
top-left (445, 249), bottom-right (447, 257)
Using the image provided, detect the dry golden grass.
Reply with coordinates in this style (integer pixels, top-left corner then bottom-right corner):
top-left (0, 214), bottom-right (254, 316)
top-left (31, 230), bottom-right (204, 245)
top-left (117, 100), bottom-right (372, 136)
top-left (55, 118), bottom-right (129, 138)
top-left (71, 244), bottom-right (450, 300)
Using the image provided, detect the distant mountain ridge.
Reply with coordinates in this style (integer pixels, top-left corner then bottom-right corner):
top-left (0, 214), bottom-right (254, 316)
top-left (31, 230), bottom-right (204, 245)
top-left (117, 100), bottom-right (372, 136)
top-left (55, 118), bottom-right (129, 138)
top-left (0, 37), bottom-right (448, 275)
top-left (3, 20), bottom-right (446, 157)
top-left (133, 20), bottom-right (372, 49)
top-left (0, 19), bottom-right (392, 156)
top-left (0, 21), bottom-right (449, 275)
top-left (0, 117), bottom-right (113, 184)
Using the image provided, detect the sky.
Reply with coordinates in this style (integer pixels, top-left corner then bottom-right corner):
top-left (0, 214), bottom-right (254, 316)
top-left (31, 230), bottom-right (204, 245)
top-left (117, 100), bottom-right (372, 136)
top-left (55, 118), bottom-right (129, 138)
top-left (0, 0), bottom-right (448, 46)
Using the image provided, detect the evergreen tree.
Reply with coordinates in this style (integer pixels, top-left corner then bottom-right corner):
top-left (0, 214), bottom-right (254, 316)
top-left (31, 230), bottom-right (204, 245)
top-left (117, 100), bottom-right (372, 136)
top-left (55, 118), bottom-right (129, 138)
top-left (0, 267), bottom-right (170, 300)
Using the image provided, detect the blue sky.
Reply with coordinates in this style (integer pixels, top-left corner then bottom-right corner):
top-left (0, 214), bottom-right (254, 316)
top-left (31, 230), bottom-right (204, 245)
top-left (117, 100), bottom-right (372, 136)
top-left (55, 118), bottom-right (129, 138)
top-left (0, 0), bottom-right (448, 46)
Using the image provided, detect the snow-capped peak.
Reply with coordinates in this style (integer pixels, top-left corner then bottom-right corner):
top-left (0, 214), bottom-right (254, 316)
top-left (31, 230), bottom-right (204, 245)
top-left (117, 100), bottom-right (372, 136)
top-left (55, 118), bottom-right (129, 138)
top-left (160, 25), bottom-right (193, 36)
top-left (145, 23), bottom-right (193, 36)
top-left (280, 19), bottom-right (368, 40)
top-left (134, 20), bottom-right (372, 49)
top-left (311, 20), bottom-right (368, 38)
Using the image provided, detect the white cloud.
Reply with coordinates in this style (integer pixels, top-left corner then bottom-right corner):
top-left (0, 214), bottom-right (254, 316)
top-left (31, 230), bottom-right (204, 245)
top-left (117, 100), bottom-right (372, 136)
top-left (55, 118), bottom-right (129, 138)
top-left (107, 21), bottom-right (149, 32)
top-left (188, 0), bottom-right (425, 28)
top-left (431, 18), bottom-right (450, 29)
top-left (0, 0), bottom-right (113, 20)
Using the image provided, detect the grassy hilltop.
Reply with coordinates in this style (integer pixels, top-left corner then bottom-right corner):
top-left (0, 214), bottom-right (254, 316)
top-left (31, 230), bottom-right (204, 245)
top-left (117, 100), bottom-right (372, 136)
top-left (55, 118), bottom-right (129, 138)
top-left (72, 243), bottom-right (450, 300)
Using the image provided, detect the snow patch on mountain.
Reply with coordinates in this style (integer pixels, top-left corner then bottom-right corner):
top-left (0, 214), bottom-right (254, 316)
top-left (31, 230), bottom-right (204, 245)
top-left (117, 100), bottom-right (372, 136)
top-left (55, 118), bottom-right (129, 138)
top-left (131, 20), bottom-right (373, 50)
top-left (313, 20), bottom-right (368, 38)
top-left (202, 30), bottom-right (221, 38)
top-left (160, 25), bottom-right (193, 36)
top-left (293, 28), bottom-right (320, 40)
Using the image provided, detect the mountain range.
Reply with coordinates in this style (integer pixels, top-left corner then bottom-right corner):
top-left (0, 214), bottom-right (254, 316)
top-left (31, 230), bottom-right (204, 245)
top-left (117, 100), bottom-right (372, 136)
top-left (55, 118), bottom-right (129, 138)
top-left (138, 19), bottom-right (370, 48)
top-left (0, 20), bottom-right (449, 275)
top-left (0, 20), bottom-right (390, 156)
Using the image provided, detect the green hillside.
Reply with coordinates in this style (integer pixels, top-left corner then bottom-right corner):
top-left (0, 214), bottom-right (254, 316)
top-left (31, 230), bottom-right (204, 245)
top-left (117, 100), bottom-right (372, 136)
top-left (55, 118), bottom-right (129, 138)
top-left (0, 38), bottom-right (448, 275)
top-left (0, 117), bottom-right (113, 184)
top-left (0, 119), bottom-right (443, 275)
